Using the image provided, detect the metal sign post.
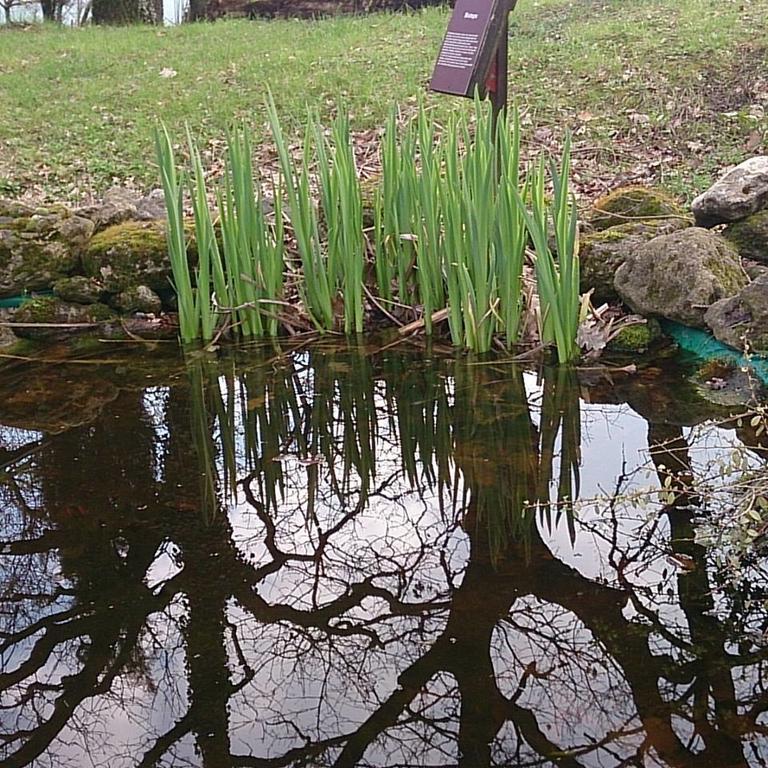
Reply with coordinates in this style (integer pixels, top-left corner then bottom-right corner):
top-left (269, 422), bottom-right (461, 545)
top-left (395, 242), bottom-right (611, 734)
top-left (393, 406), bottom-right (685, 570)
top-left (429, 0), bottom-right (515, 126)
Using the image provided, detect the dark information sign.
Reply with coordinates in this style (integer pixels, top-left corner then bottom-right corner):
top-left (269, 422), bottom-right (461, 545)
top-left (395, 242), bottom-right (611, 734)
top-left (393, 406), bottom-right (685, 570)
top-left (429, 0), bottom-right (509, 98)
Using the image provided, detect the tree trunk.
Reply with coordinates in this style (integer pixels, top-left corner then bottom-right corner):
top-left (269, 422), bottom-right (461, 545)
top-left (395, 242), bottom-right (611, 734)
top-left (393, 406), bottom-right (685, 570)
top-left (92, 0), bottom-right (161, 24)
top-left (92, 0), bottom-right (138, 23)
top-left (39, 0), bottom-right (58, 21)
top-left (186, 0), bottom-right (211, 20)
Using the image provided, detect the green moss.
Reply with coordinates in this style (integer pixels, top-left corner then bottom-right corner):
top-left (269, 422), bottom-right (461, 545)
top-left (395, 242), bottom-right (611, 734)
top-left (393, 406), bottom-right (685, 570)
top-left (582, 228), bottom-right (629, 246)
top-left (704, 252), bottom-right (747, 296)
top-left (723, 210), bottom-right (768, 261)
top-left (15, 296), bottom-right (115, 325)
top-left (83, 220), bottom-right (196, 294)
top-left (0, 200), bottom-right (34, 218)
top-left (590, 186), bottom-right (687, 231)
top-left (87, 220), bottom-right (167, 260)
top-left (87, 302), bottom-right (117, 321)
top-left (0, 216), bottom-right (32, 233)
top-left (607, 318), bottom-right (663, 353)
top-left (17, 296), bottom-right (59, 323)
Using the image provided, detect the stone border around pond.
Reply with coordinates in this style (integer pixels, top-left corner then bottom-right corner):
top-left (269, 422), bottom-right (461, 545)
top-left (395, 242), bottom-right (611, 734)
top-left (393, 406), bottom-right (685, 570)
top-left (2, 156), bottom-right (768, 355)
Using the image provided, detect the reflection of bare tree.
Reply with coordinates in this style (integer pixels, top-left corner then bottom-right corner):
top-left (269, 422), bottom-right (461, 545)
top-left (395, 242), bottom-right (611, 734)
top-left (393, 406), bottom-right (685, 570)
top-left (1, 349), bottom-right (767, 767)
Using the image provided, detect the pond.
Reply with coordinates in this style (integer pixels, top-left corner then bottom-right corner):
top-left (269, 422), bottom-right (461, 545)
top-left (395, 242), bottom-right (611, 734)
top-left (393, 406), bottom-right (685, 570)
top-left (1, 341), bottom-right (767, 767)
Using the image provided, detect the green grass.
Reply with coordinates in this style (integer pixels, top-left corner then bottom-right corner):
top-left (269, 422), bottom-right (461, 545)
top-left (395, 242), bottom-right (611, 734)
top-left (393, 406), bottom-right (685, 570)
top-left (0, 0), bottom-right (766, 203)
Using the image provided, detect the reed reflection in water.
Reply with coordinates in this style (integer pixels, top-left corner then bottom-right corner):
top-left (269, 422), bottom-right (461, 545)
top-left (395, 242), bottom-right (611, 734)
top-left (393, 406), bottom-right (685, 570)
top-left (0, 345), bottom-right (767, 767)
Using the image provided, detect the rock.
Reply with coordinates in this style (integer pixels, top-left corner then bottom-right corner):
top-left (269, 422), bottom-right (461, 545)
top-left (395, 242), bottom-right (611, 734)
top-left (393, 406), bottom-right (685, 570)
top-left (589, 186), bottom-right (688, 231)
top-left (12, 297), bottom-right (116, 340)
top-left (135, 189), bottom-right (166, 221)
top-left (692, 156), bottom-right (768, 227)
top-left (614, 227), bottom-right (748, 327)
top-left (0, 368), bottom-right (120, 433)
top-left (0, 198), bottom-right (35, 218)
top-left (744, 261), bottom-right (768, 281)
top-left (0, 308), bottom-right (17, 349)
top-left (111, 285), bottom-right (163, 315)
top-left (82, 220), bottom-right (173, 295)
top-left (694, 360), bottom-right (766, 407)
top-left (53, 276), bottom-right (106, 304)
top-left (704, 273), bottom-right (768, 353)
top-left (78, 187), bottom-right (167, 231)
top-left (82, 187), bottom-right (140, 230)
top-left (0, 233), bottom-right (78, 297)
top-left (579, 219), bottom-right (690, 303)
top-left (722, 209), bottom-right (768, 263)
top-left (0, 204), bottom-right (95, 297)
top-left (55, 215), bottom-right (95, 254)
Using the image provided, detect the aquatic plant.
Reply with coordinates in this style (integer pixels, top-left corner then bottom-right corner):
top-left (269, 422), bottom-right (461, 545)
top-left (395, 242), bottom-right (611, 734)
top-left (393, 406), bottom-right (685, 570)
top-left (155, 125), bottom-right (197, 343)
top-left (187, 128), bottom-right (226, 342)
top-left (158, 100), bottom-right (580, 359)
top-left (313, 111), bottom-right (365, 334)
top-left (266, 96), bottom-right (334, 332)
top-left (516, 136), bottom-right (581, 363)
top-left (220, 126), bottom-right (285, 337)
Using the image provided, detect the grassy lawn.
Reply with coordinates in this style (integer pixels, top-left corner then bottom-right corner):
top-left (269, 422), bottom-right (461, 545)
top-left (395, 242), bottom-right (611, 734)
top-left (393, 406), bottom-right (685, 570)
top-left (0, 0), bottom-right (766, 204)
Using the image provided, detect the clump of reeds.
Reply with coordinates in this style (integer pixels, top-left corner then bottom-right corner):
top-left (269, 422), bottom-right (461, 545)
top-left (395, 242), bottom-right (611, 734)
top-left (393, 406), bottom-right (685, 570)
top-left (155, 97), bottom-right (581, 361)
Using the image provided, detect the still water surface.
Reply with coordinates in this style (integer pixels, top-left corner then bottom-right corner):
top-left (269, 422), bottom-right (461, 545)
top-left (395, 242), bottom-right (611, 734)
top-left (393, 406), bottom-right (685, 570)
top-left (1, 342), bottom-right (767, 767)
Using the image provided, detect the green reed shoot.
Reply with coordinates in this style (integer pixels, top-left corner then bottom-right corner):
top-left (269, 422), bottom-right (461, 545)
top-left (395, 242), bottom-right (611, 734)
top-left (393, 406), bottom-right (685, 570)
top-left (516, 143), bottom-right (581, 363)
top-left (155, 124), bottom-right (198, 343)
top-left (314, 111), bottom-right (365, 334)
top-left (550, 132), bottom-right (580, 357)
top-left (161, 98), bottom-right (579, 358)
top-left (494, 107), bottom-right (527, 348)
top-left (266, 94), bottom-right (333, 331)
top-left (415, 104), bottom-right (445, 335)
top-left (224, 126), bottom-right (285, 337)
top-left (225, 127), bottom-right (263, 337)
top-left (457, 100), bottom-right (499, 352)
top-left (379, 106), bottom-right (418, 305)
top-left (187, 127), bottom-right (226, 342)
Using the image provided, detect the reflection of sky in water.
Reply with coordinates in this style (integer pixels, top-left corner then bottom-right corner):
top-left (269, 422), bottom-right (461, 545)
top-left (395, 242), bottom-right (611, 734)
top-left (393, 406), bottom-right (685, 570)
top-left (1, 354), bottom-right (767, 767)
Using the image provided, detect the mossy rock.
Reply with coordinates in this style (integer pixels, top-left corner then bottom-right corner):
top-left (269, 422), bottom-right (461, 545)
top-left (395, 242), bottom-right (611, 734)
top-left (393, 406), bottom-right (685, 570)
top-left (111, 285), bottom-right (163, 315)
top-left (0, 366), bottom-right (121, 433)
top-left (0, 309), bottom-right (17, 350)
top-left (53, 275), bottom-right (106, 304)
top-left (0, 204), bottom-right (94, 297)
top-left (606, 318), bottom-right (663, 353)
top-left (590, 186), bottom-right (689, 231)
top-left (83, 221), bottom-right (167, 293)
top-left (0, 234), bottom-right (79, 298)
top-left (13, 296), bottom-right (116, 340)
top-left (693, 362), bottom-right (765, 407)
top-left (579, 220), bottom-right (689, 304)
top-left (614, 228), bottom-right (747, 328)
top-left (0, 198), bottom-right (35, 218)
top-left (705, 272), bottom-right (768, 354)
top-left (722, 209), bottom-right (768, 263)
top-left (82, 220), bottom-right (195, 297)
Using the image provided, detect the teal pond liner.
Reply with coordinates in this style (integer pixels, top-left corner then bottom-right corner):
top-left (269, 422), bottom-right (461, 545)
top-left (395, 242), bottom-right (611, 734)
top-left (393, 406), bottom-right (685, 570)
top-left (662, 319), bottom-right (768, 386)
top-left (0, 292), bottom-right (52, 309)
